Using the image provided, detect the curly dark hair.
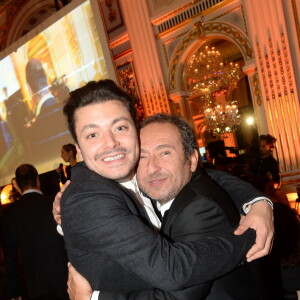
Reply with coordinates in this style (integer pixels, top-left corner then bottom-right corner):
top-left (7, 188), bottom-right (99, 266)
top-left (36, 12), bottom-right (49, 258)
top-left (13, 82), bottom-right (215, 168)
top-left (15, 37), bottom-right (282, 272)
top-left (259, 134), bottom-right (277, 149)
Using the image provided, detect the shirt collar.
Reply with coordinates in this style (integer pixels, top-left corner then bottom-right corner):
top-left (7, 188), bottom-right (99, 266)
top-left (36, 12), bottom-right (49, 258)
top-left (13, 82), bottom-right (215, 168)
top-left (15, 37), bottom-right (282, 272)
top-left (156, 199), bottom-right (174, 217)
top-left (22, 189), bottom-right (43, 195)
top-left (120, 175), bottom-right (137, 191)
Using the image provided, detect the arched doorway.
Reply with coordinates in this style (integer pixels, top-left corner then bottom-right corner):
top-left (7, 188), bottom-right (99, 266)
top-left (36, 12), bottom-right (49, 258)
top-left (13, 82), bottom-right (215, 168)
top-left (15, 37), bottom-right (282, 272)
top-left (185, 38), bottom-right (257, 155)
top-left (168, 22), bottom-right (259, 171)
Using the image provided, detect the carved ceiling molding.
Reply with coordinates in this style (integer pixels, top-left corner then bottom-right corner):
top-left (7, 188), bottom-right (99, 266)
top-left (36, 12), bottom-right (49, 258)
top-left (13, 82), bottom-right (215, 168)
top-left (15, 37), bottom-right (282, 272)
top-left (0, 0), bottom-right (30, 51)
top-left (0, 0), bottom-right (67, 52)
top-left (168, 21), bottom-right (254, 91)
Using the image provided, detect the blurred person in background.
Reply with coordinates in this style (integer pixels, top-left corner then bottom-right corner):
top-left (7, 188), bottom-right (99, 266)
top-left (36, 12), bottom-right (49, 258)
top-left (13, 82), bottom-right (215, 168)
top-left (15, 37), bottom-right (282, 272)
top-left (2, 164), bottom-right (68, 300)
top-left (8, 178), bottom-right (21, 203)
top-left (57, 143), bottom-right (78, 184)
top-left (249, 134), bottom-right (281, 189)
top-left (25, 58), bottom-right (58, 120)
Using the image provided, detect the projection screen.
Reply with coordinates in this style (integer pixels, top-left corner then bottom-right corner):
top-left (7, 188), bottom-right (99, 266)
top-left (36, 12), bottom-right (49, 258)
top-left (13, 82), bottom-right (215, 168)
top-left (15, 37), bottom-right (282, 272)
top-left (0, 0), bottom-right (117, 187)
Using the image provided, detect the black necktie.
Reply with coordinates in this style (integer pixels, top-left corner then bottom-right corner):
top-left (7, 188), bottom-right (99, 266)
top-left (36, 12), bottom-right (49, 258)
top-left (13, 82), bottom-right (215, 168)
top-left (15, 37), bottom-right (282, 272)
top-left (150, 199), bottom-right (163, 221)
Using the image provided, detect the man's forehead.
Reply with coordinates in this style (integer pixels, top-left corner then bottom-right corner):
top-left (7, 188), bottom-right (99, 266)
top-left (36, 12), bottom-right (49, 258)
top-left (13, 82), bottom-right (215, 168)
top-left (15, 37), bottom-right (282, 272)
top-left (74, 101), bottom-right (133, 123)
top-left (142, 121), bottom-right (178, 132)
top-left (140, 123), bottom-right (182, 150)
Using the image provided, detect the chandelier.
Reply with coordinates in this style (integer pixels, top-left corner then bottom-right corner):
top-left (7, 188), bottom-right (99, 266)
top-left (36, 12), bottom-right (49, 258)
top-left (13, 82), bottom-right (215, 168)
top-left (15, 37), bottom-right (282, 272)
top-left (204, 100), bottom-right (240, 135)
top-left (186, 45), bottom-right (243, 135)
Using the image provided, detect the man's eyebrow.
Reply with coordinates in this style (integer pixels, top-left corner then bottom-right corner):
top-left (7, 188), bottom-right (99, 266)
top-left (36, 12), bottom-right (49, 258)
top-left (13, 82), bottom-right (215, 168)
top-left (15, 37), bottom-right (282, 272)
top-left (140, 144), bottom-right (175, 153)
top-left (80, 123), bottom-right (98, 134)
top-left (156, 144), bottom-right (175, 150)
top-left (80, 117), bottom-right (133, 134)
top-left (112, 116), bottom-right (133, 125)
top-left (140, 148), bottom-right (148, 154)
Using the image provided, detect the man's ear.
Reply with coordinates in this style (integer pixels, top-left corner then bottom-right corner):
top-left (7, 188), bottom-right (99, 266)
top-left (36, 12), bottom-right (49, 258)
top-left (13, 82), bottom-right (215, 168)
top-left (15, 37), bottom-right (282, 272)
top-left (36, 176), bottom-right (41, 189)
top-left (75, 144), bottom-right (83, 162)
top-left (190, 149), bottom-right (199, 172)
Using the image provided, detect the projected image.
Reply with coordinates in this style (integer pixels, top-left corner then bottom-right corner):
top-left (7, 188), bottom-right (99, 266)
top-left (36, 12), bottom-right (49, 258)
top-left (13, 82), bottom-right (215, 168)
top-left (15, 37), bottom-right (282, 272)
top-left (0, 0), bottom-right (113, 187)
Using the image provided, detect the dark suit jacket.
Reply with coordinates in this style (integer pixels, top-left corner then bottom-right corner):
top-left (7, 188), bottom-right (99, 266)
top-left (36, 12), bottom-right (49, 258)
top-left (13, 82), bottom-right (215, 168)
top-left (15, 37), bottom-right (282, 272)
top-left (0, 202), bottom-right (22, 298)
top-left (8, 192), bottom-right (68, 299)
top-left (61, 162), bottom-right (255, 294)
top-left (160, 168), bottom-right (265, 300)
top-left (99, 168), bottom-right (267, 300)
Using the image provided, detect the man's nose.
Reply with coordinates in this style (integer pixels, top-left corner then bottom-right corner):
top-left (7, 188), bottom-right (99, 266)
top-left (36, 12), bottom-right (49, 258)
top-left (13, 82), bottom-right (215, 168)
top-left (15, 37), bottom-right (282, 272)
top-left (147, 155), bottom-right (161, 174)
top-left (103, 132), bottom-right (120, 149)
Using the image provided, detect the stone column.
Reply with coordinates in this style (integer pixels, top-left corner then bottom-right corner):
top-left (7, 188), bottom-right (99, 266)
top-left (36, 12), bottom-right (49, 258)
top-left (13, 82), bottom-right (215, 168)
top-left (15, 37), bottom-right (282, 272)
top-left (243, 0), bottom-right (300, 180)
top-left (119, 0), bottom-right (171, 116)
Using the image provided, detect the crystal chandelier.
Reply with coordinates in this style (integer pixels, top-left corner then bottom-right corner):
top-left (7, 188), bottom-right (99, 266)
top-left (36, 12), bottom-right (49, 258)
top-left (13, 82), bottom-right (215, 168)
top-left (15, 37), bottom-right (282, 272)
top-left (204, 101), bottom-right (240, 135)
top-left (186, 45), bottom-right (243, 135)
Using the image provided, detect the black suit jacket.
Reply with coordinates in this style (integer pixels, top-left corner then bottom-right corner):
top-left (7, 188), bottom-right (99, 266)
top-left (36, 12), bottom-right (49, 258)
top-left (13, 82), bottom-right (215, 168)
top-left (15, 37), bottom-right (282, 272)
top-left (160, 168), bottom-right (264, 300)
top-left (0, 202), bottom-right (22, 298)
top-left (61, 162), bottom-right (255, 294)
top-left (99, 168), bottom-right (267, 300)
top-left (7, 192), bottom-right (68, 299)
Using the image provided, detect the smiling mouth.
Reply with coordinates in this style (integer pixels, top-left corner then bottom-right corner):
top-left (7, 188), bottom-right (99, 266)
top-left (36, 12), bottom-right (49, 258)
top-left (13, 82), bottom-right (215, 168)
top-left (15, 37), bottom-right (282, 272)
top-left (148, 178), bottom-right (167, 186)
top-left (103, 154), bottom-right (125, 162)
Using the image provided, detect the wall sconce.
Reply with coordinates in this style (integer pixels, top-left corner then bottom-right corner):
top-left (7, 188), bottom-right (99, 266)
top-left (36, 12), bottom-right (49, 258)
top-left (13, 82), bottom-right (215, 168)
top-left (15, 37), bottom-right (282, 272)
top-left (0, 184), bottom-right (13, 205)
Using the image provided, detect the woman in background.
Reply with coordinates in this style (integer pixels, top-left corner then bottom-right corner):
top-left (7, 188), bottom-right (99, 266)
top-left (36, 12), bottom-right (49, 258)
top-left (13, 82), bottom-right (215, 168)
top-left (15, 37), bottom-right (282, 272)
top-left (8, 178), bottom-right (21, 203)
top-left (57, 143), bottom-right (78, 184)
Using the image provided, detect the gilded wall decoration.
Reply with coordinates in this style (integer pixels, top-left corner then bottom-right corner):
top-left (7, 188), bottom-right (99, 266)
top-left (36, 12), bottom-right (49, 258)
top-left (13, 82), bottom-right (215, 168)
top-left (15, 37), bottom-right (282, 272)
top-left (99, 0), bottom-right (123, 33)
top-left (142, 82), bottom-right (169, 116)
top-left (280, 33), bottom-right (294, 92)
top-left (251, 73), bottom-right (262, 106)
top-left (117, 61), bottom-right (145, 121)
top-left (256, 34), bottom-right (295, 101)
top-left (210, 5), bottom-right (248, 36)
top-left (256, 43), bottom-right (269, 101)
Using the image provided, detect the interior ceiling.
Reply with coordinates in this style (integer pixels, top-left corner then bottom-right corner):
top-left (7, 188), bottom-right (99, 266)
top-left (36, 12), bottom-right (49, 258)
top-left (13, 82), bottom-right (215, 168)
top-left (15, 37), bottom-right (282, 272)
top-left (0, 0), bottom-right (66, 51)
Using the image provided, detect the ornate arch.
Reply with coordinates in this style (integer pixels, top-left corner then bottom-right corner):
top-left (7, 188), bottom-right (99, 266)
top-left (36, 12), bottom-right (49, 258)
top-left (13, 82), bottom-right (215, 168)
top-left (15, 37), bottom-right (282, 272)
top-left (168, 21), bottom-right (255, 92)
top-left (5, 0), bottom-right (57, 47)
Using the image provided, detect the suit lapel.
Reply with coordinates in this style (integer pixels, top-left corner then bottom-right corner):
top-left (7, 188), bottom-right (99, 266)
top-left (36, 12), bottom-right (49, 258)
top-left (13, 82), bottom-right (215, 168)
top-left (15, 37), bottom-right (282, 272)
top-left (75, 162), bottom-right (154, 228)
top-left (161, 169), bottom-right (205, 235)
top-left (161, 183), bottom-right (195, 235)
top-left (118, 184), bottom-right (154, 227)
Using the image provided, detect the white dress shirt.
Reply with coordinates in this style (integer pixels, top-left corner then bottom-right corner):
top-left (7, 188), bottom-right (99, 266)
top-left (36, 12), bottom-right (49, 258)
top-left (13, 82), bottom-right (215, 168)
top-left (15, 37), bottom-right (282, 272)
top-left (121, 176), bottom-right (161, 231)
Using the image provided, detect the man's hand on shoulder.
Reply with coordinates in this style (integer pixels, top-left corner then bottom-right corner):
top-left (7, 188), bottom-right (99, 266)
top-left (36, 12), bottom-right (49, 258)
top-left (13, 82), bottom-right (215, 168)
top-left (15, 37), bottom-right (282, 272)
top-left (68, 263), bottom-right (93, 300)
top-left (52, 180), bottom-right (70, 225)
top-left (234, 200), bottom-right (274, 262)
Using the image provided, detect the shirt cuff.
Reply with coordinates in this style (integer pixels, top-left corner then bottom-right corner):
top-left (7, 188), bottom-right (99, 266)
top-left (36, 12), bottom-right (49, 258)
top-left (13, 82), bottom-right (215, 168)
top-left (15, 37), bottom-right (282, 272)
top-left (91, 291), bottom-right (100, 300)
top-left (242, 197), bottom-right (273, 215)
top-left (56, 224), bottom-right (64, 236)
